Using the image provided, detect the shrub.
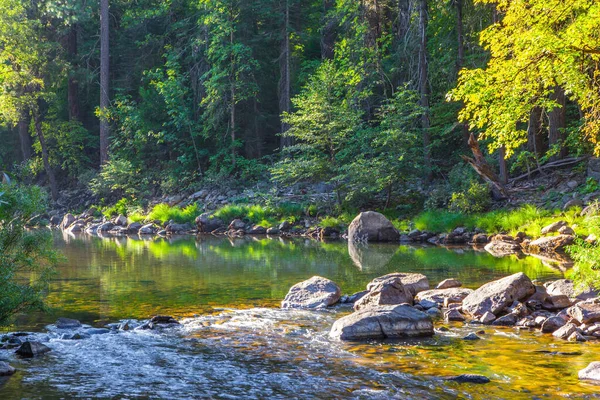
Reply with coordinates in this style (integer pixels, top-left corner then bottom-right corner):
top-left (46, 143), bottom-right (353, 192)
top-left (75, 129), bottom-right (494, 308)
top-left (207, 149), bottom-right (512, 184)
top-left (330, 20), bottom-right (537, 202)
top-left (147, 203), bottom-right (199, 224)
top-left (449, 182), bottom-right (491, 214)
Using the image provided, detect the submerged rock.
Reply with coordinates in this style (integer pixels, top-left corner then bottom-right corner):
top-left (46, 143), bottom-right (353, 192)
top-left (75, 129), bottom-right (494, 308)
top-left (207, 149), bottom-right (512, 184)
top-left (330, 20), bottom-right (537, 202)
top-left (56, 317), bottom-right (82, 329)
top-left (462, 273), bottom-right (535, 317)
top-left (329, 304), bottom-right (434, 341)
top-left (354, 276), bottom-right (412, 311)
top-left (579, 362), bottom-right (600, 383)
top-left (15, 341), bottom-right (51, 358)
top-left (347, 211), bottom-right (399, 243)
top-left (446, 374), bottom-right (490, 384)
top-left (462, 332), bottom-right (481, 340)
top-left (281, 276), bottom-right (341, 309)
top-left (0, 362), bottom-right (15, 376)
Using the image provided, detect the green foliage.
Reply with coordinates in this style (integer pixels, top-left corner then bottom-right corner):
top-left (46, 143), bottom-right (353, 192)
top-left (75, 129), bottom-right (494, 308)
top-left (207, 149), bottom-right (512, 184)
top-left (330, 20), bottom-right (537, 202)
top-left (580, 178), bottom-right (599, 195)
top-left (319, 216), bottom-right (345, 230)
top-left (449, 182), bottom-right (492, 214)
top-left (102, 197), bottom-right (142, 218)
top-left (89, 159), bottom-right (145, 200)
top-left (0, 180), bottom-right (58, 325)
top-left (147, 203), bottom-right (200, 224)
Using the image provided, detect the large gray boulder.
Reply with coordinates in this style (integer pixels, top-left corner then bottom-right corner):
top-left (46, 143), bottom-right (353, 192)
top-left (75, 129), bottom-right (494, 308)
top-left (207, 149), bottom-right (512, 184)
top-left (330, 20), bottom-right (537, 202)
top-left (567, 299), bottom-right (600, 324)
top-left (0, 362), bottom-right (15, 376)
top-left (347, 211), bottom-right (399, 243)
top-left (15, 341), bottom-right (51, 357)
top-left (484, 240), bottom-right (521, 257)
top-left (56, 317), bottom-right (81, 329)
top-left (329, 304), bottom-right (434, 341)
top-left (195, 213), bottom-right (224, 233)
top-left (544, 279), bottom-right (598, 301)
top-left (462, 273), bottom-right (535, 317)
top-left (526, 235), bottom-right (574, 253)
top-left (354, 276), bottom-right (413, 311)
top-left (579, 362), bottom-right (600, 383)
top-left (415, 288), bottom-right (474, 307)
top-left (281, 276), bottom-right (341, 309)
top-left (367, 273), bottom-right (429, 297)
top-left (60, 213), bottom-right (76, 230)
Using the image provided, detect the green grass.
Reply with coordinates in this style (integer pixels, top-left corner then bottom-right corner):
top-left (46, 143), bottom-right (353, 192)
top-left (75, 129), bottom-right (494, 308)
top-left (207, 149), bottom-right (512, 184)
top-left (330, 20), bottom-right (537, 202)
top-left (213, 202), bottom-right (308, 227)
top-left (147, 203), bottom-right (199, 224)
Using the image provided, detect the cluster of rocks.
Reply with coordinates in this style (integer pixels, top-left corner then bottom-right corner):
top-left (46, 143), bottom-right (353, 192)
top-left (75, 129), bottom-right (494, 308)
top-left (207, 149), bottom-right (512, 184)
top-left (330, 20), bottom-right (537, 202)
top-left (281, 271), bottom-right (600, 384)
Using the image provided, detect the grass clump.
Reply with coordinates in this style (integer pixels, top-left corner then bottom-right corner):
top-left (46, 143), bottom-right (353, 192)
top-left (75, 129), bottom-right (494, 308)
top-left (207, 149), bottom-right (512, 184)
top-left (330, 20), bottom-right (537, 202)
top-left (147, 203), bottom-right (199, 224)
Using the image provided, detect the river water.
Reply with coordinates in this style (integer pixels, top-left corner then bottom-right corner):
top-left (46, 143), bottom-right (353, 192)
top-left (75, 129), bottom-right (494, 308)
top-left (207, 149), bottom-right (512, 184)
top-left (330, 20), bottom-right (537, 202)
top-left (1, 232), bottom-right (599, 399)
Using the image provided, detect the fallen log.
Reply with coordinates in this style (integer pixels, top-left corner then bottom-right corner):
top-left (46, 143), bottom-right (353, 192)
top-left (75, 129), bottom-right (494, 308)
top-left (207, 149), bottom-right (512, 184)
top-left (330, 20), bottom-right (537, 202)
top-left (461, 133), bottom-right (510, 200)
top-left (509, 157), bottom-right (588, 183)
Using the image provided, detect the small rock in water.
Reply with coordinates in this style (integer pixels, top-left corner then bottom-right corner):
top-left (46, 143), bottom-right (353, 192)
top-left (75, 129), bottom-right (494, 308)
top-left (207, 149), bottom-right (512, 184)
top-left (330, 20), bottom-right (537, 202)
top-left (15, 341), bottom-right (51, 358)
top-left (0, 361), bottom-right (16, 376)
top-left (436, 279), bottom-right (462, 290)
top-left (281, 276), bottom-right (341, 309)
top-left (479, 312), bottom-right (496, 324)
top-left (462, 332), bottom-right (481, 341)
top-left (150, 315), bottom-right (180, 325)
top-left (444, 309), bottom-right (465, 322)
top-left (86, 328), bottom-right (110, 335)
top-left (552, 323), bottom-right (578, 340)
top-left (541, 316), bottom-right (566, 333)
top-left (579, 362), bottom-right (600, 383)
top-left (492, 313), bottom-right (518, 326)
top-left (568, 331), bottom-right (586, 342)
top-left (426, 307), bottom-right (441, 318)
top-left (56, 317), bottom-right (82, 329)
top-left (446, 374), bottom-right (490, 384)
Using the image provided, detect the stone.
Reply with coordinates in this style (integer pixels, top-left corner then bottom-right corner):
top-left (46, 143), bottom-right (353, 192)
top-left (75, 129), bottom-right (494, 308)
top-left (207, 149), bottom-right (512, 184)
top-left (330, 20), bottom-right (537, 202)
top-left (547, 295), bottom-right (572, 309)
top-left (166, 222), bottom-right (193, 234)
top-left (564, 198), bottom-right (584, 211)
top-left (195, 213), bottom-right (224, 233)
top-left (281, 276), bottom-right (341, 309)
top-left (579, 362), bottom-right (600, 382)
top-left (541, 221), bottom-right (568, 235)
top-left (15, 341), bottom-right (51, 357)
top-left (114, 215), bottom-right (127, 226)
top-left (567, 180), bottom-right (579, 190)
top-left (444, 309), bottom-right (465, 322)
top-left (568, 331), bottom-right (586, 342)
top-left (86, 328), bottom-right (110, 335)
top-left (266, 227), bottom-right (280, 235)
top-left (426, 307), bottom-right (441, 318)
top-left (0, 362), bottom-right (15, 376)
top-left (56, 318), bottom-right (82, 329)
top-left (567, 299), bottom-right (600, 324)
top-left (484, 240), bottom-right (521, 257)
top-left (526, 235), bottom-right (574, 253)
top-left (367, 273), bottom-right (429, 297)
top-left (347, 211), bottom-right (400, 243)
top-left (558, 226), bottom-right (575, 235)
top-left (228, 219), bottom-right (246, 230)
top-left (247, 225), bottom-right (267, 234)
top-left (541, 316), bottom-right (566, 333)
top-left (492, 313), bottom-right (518, 326)
top-left (446, 374), bottom-right (490, 384)
top-left (463, 332), bottom-right (481, 341)
top-left (545, 279), bottom-right (598, 301)
top-left (480, 312), bottom-right (496, 324)
top-left (436, 278), bottom-right (462, 290)
top-left (139, 223), bottom-right (156, 235)
top-left (552, 323), bottom-right (578, 339)
top-left (127, 222), bottom-right (142, 233)
top-left (462, 273), bottom-right (535, 317)
top-left (415, 288), bottom-right (473, 307)
top-left (472, 234), bottom-right (489, 244)
top-left (98, 222), bottom-right (114, 232)
top-left (60, 213), bottom-right (76, 230)
top-left (279, 221), bottom-right (292, 231)
top-left (346, 290), bottom-right (369, 303)
top-left (354, 276), bottom-right (413, 311)
top-left (329, 304), bottom-right (434, 341)
top-left (585, 234), bottom-right (598, 244)
top-left (417, 299), bottom-right (438, 309)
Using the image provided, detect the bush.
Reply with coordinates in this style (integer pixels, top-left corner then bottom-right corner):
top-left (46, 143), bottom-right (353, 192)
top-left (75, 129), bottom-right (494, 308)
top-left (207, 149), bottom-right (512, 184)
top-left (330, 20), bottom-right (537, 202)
top-left (449, 182), bottom-right (491, 214)
top-left (0, 179), bottom-right (59, 325)
top-left (89, 159), bottom-right (146, 200)
top-left (147, 203), bottom-right (200, 224)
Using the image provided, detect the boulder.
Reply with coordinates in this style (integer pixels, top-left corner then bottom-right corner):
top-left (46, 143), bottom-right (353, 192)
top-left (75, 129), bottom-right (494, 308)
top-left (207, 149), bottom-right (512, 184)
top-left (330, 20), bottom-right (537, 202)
top-left (568, 331), bottom-right (586, 342)
top-left (415, 288), bottom-right (474, 307)
top-left (462, 273), bottom-right (535, 317)
top-left (166, 222), bottom-right (193, 234)
top-left (281, 276), bottom-right (341, 309)
top-left (347, 211), bottom-right (399, 243)
top-left (541, 316), bottom-right (566, 333)
top-left (446, 374), bottom-right (490, 384)
top-left (0, 362), bottom-right (15, 376)
top-left (98, 222), bottom-right (114, 232)
top-left (139, 223), bottom-right (156, 235)
top-left (564, 198), bottom-right (584, 211)
top-left (527, 235), bottom-right (574, 254)
top-left (567, 299), bottom-right (600, 324)
top-left (436, 278), bottom-right (462, 290)
top-left (545, 279), bottom-right (598, 301)
top-left (552, 323), bottom-right (578, 339)
top-left (579, 362), bottom-right (600, 383)
top-left (56, 318), bottom-right (82, 329)
top-left (541, 221), bottom-right (568, 235)
top-left (127, 222), bottom-right (142, 233)
top-left (329, 304), bottom-right (434, 341)
top-left (558, 226), bottom-right (575, 235)
top-left (247, 225), bottom-right (267, 234)
top-left (462, 332), bottom-right (481, 341)
top-left (113, 215), bottom-right (128, 226)
top-left (484, 240), bottom-right (521, 257)
top-left (367, 273), bottom-right (429, 297)
top-left (195, 213), bottom-right (224, 233)
top-left (228, 219), bottom-right (246, 230)
top-left (354, 276), bottom-right (413, 311)
top-left (492, 313), bottom-right (517, 326)
top-left (60, 213), bottom-right (76, 230)
top-left (479, 312), bottom-right (496, 324)
top-left (444, 309), bottom-right (465, 322)
top-left (266, 227), bottom-right (280, 235)
top-left (15, 341), bottom-right (51, 357)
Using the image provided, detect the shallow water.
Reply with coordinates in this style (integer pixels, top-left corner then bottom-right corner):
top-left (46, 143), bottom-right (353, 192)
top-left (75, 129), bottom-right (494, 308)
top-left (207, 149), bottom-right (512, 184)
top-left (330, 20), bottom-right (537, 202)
top-left (1, 232), bottom-right (599, 399)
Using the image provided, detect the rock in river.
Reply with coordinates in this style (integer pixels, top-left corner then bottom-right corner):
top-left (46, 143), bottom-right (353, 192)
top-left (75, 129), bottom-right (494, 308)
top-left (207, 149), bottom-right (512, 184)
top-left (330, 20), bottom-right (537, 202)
top-left (329, 304), bottom-right (434, 341)
top-left (56, 317), bottom-right (82, 329)
top-left (15, 341), bottom-right (51, 358)
top-left (0, 362), bottom-right (15, 376)
top-left (567, 299), bottom-right (600, 324)
top-left (446, 374), bottom-right (490, 384)
top-left (436, 278), bottom-right (462, 290)
top-left (347, 211), bottom-right (400, 243)
top-left (368, 273), bottom-right (429, 297)
top-left (354, 276), bottom-right (413, 311)
top-left (579, 362), bottom-right (600, 383)
top-left (462, 273), bottom-right (535, 317)
top-left (415, 288), bottom-right (473, 307)
top-left (281, 276), bottom-right (341, 309)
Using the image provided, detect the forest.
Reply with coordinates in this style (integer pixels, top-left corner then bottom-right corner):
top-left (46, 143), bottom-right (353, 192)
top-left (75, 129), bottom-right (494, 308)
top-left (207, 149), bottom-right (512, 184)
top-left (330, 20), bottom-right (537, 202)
top-left (0, 0), bottom-right (596, 213)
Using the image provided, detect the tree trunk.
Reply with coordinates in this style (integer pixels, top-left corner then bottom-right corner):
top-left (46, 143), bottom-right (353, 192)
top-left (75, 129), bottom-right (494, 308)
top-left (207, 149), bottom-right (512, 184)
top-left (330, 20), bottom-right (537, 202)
top-left (527, 107), bottom-right (545, 157)
top-left (418, 0), bottom-right (431, 173)
top-left (279, 0), bottom-right (292, 148)
top-left (548, 86), bottom-right (567, 159)
top-left (99, 0), bottom-right (110, 165)
top-left (230, 27), bottom-right (236, 167)
top-left (67, 23), bottom-right (80, 122)
top-left (396, 0), bottom-right (410, 39)
top-left (498, 146), bottom-right (508, 184)
top-left (462, 133), bottom-right (509, 199)
top-left (18, 110), bottom-right (32, 161)
top-left (34, 111), bottom-right (58, 202)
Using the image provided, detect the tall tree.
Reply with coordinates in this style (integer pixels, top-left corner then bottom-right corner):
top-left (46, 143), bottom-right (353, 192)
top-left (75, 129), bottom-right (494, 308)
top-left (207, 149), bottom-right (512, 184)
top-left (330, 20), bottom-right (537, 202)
top-left (99, 0), bottom-right (110, 164)
top-left (279, 0), bottom-right (292, 148)
top-left (418, 0), bottom-right (431, 172)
